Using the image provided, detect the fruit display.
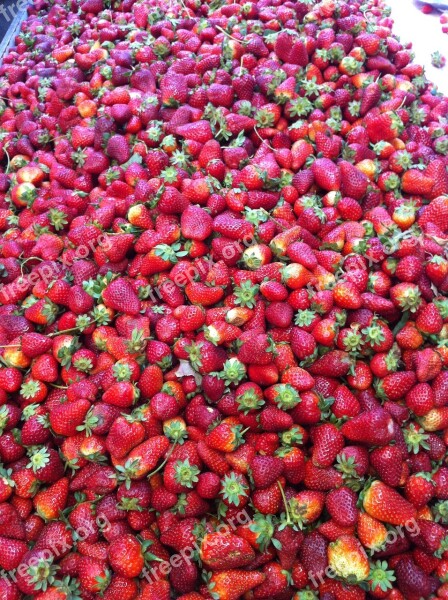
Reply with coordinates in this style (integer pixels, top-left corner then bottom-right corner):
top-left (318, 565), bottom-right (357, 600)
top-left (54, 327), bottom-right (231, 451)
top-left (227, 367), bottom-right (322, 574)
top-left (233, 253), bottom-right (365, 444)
top-left (0, 0), bottom-right (448, 598)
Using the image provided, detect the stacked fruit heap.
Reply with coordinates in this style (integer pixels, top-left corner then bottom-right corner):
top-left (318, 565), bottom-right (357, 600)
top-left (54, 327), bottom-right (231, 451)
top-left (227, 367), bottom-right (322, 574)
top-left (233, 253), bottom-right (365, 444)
top-left (0, 0), bottom-right (448, 598)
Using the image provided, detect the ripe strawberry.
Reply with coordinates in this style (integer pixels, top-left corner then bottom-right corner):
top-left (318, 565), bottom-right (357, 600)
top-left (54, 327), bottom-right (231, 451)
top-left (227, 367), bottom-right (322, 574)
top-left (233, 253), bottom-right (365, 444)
top-left (312, 423), bottom-right (344, 468)
top-left (395, 557), bottom-right (439, 599)
top-left (106, 415), bottom-right (145, 459)
top-left (108, 534), bottom-right (146, 578)
top-left (415, 348), bottom-right (443, 382)
top-left (402, 169), bottom-right (434, 195)
top-left (102, 381), bottom-right (139, 408)
top-left (311, 158), bottom-right (341, 191)
top-left (200, 532), bottom-right (255, 570)
top-left (21, 333), bottom-right (53, 358)
top-left (370, 445), bottom-right (404, 487)
top-left (363, 481), bottom-right (417, 525)
top-left (106, 135), bottom-right (131, 164)
top-left (341, 408), bottom-right (394, 446)
top-left (49, 399), bottom-right (91, 437)
top-left (405, 473), bottom-right (435, 508)
top-left (326, 487), bottom-right (359, 527)
top-left (376, 371), bottom-right (417, 400)
top-left (102, 278), bottom-right (141, 315)
top-left (250, 455), bottom-right (284, 489)
top-left (78, 557), bottom-right (111, 594)
top-left (416, 303), bottom-right (443, 334)
top-left (253, 561), bottom-right (292, 598)
top-left (33, 478), bottom-right (69, 521)
top-left (207, 570), bottom-right (265, 600)
top-left (340, 161), bottom-right (370, 200)
top-left (0, 536), bottom-right (28, 570)
top-left (114, 436), bottom-right (170, 484)
top-left (176, 121), bottom-right (213, 144)
top-left (365, 112), bottom-right (404, 143)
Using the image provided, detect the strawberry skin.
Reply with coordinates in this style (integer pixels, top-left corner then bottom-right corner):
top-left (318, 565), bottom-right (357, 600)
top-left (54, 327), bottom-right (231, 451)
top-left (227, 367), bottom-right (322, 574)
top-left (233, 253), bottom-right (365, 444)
top-left (363, 480), bottom-right (417, 525)
top-left (102, 278), bottom-right (141, 315)
top-left (200, 532), bottom-right (255, 570)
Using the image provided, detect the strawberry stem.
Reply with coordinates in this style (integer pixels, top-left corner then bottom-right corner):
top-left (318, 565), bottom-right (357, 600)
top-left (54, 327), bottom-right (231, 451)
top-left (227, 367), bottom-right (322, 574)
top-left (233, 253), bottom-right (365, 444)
top-left (277, 480), bottom-right (293, 527)
top-left (147, 439), bottom-right (178, 479)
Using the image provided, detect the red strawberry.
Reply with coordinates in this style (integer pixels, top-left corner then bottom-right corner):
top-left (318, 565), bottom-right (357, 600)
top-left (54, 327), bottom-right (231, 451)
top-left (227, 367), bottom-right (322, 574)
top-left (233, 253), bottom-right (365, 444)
top-left (311, 158), bottom-right (341, 191)
top-left (365, 111), bottom-right (404, 143)
top-left (200, 532), bottom-right (255, 570)
top-left (341, 408), bottom-right (395, 446)
top-left (339, 160), bottom-right (369, 200)
top-left (309, 350), bottom-right (352, 377)
top-left (176, 121), bottom-right (213, 144)
top-left (106, 415), bottom-right (145, 458)
top-left (370, 445), bottom-right (404, 487)
top-left (395, 557), bottom-right (439, 599)
top-left (208, 570), bottom-right (265, 600)
top-left (49, 399), bottom-right (91, 437)
top-left (363, 480), bottom-right (416, 525)
top-left (0, 536), bottom-right (28, 570)
top-left (311, 423), bottom-right (344, 468)
top-left (108, 534), bottom-right (145, 578)
top-left (181, 205), bottom-right (213, 241)
top-left (102, 278), bottom-right (141, 315)
top-left (326, 487), bottom-right (359, 527)
top-left (33, 477), bottom-right (69, 521)
top-left (106, 135), bottom-right (131, 164)
top-left (250, 455), bottom-right (284, 489)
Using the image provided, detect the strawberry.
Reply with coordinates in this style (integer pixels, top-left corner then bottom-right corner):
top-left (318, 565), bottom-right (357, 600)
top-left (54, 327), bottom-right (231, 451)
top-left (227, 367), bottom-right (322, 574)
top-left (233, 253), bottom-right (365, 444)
top-left (250, 455), bottom-right (284, 488)
top-left (415, 347), bottom-right (443, 382)
top-left (328, 535), bottom-right (370, 583)
top-left (370, 445), bottom-right (404, 487)
top-left (402, 169), bottom-right (434, 195)
top-left (326, 487), bottom-right (359, 527)
top-left (21, 333), bottom-right (53, 358)
top-left (375, 371), bottom-right (417, 400)
top-left (0, 536), bottom-right (28, 570)
top-left (208, 570), bottom-right (265, 600)
top-left (49, 398), bottom-right (91, 437)
top-left (312, 423), bottom-right (345, 468)
top-left (33, 477), bottom-right (69, 521)
top-left (395, 556), bottom-right (439, 599)
top-left (115, 436), bottom-right (170, 484)
top-left (200, 532), bottom-right (255, 570)
top-left (357, 512), bottom-right (388, 551)
top-left (339, 160), bottom-right (369, 200)
top-left (365, 112), bottom-right (404, 143)
top-left (106, 135), bottom-right (131, 164)
top-left (78, 557), bottom-right (111, 594)
top-left (176, 121), bottom-right (213, 144)
top-left (341, 408), bottom-right (394, 446)
top-left (299, 531), bottom-right (329, 581)
top-left (102, 278), bottom-right (141, 315)
top-left (311, 158), bottom-right (341, 191)
top-left (362, 481), bottom-right (417, 525)
top-left (108, 534), bottom-right (146, 578)
top-left (106, 415), bottom-right (146, 459)
top-left (420, 195), bottom-right (448, 230)
top-left (309, 350), bottom-right (352, 377)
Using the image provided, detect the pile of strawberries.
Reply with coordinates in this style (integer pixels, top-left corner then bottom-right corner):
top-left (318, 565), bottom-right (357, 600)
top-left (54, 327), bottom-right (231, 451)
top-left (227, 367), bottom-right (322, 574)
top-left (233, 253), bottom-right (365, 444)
top-left (0, 0), bottom-right (448, 598)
